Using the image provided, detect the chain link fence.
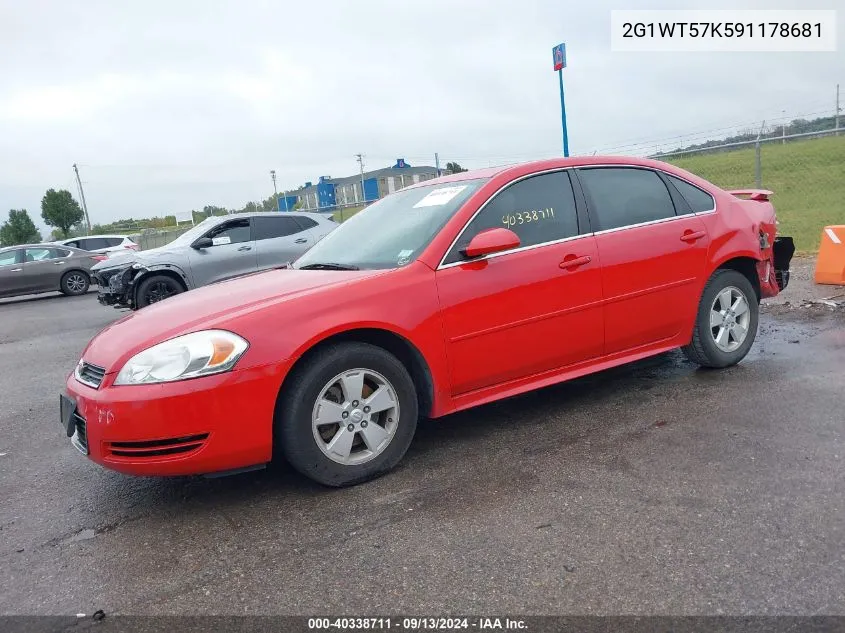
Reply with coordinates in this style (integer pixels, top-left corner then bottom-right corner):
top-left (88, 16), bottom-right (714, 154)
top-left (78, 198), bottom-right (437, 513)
top-left (653, 128), bottom-right (845, 252)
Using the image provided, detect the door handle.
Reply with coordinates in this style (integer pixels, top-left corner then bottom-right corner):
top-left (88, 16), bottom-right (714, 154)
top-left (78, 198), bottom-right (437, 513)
top-left (294, 238), bottom-right (308, 244)
top-left (237, 245), bottom-right (252, 251)
top-left (53, 262), bottom-right (65, 265)
top-left (559, 255), bottom-right (592, 270)
top-left (680, 230), bottom-right (706, 243)
top-left (10, 268), bottom-right (22, 272)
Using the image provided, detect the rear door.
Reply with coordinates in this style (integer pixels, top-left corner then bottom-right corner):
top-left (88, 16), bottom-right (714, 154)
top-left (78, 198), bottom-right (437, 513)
top-left (575, 166), bottom-right (710, 354)
top-left (0, 249), bottom-right (25, 297)
top-left (253, 216), bottom-right (315, 268)
top-left (187, 217), bottom-right (257, 286)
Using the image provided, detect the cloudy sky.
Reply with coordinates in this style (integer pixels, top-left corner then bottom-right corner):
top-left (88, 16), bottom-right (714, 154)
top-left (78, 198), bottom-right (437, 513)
top-left (1, 0), bottom-right (842, 232)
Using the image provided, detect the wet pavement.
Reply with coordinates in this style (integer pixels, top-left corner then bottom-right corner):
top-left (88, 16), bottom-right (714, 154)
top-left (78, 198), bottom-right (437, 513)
top-left (0, 277), bottom-right (843, 616)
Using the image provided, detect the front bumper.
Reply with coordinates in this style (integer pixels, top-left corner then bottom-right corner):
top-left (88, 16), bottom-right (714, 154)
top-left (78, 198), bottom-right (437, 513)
top-left (93, 265), bottom-right (135, 308)
top-left (61, 362), bottom-right (289, 477)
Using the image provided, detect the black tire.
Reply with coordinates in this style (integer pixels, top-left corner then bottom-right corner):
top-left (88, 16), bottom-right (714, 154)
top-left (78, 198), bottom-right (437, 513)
top-left (276, 342), bottom-right (418, 487)
top-left (683, 269), bottom-right (759, 368)
top-left (60, 271), bottom-right (90, 296)
top-left (135, 274), bottom-right (184, 309)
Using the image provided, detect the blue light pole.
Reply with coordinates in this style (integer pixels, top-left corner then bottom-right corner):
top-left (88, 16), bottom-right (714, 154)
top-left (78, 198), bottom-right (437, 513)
top-left (552, 43), bottom-right (570, 157)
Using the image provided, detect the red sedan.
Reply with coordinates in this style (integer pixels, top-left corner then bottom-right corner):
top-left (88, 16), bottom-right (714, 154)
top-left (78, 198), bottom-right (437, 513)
top-left (61, 157), bottom-right (795, 486)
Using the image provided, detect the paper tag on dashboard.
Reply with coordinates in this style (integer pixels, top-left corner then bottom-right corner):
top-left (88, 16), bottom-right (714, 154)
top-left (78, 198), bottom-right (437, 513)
top-left (412, 186), bottom-right (467, 208)
top-left (211, 236), bottom-right (231, 246)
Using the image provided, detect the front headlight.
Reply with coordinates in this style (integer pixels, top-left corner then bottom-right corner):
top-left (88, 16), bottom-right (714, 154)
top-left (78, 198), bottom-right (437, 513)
top-left (114, 330), bottom-right (249, 385)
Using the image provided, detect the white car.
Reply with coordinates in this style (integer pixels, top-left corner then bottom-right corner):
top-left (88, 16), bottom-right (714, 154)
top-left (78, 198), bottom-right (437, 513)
top-left (53, 235), bottom-right (139, 255)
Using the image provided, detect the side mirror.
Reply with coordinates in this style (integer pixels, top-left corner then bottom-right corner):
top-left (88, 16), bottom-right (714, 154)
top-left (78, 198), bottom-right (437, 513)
top-left (462, 228), bottom-right (521, 259)
top-left (191, 237), bottom-right (213, 249)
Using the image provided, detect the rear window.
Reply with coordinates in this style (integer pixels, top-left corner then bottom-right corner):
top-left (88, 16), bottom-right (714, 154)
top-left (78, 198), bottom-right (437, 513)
top-left (667, 175), bottom-right (716, 213)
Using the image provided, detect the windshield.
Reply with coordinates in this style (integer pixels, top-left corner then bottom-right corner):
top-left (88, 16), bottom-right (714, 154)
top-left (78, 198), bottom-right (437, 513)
top-left (294, 179), bottom-right (488, 270)
top-left (168, 217), bottom-right (220, 247)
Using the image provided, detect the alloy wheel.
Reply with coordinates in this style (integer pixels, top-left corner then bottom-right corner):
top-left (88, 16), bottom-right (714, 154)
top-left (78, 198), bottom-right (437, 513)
top-left (66, 274), bottom-right (86, 293)
top-left (709, 286), bottom-right (751, 352)
top-left (311, 368), bottom-right (400, 466)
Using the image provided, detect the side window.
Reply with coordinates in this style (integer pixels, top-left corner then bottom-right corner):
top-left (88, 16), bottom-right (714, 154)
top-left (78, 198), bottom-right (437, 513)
top-left (205, 218), bottom-right (251, 245)
top-left (104, 237), bottom-right (124, 247)
top-left (64, 240), bottom-right (79, 248)
top-left (252, 217), bottom-right (302, 241)
top-left (666, 175), bottom-right (716, 213)
top-left (76, 238), bottom-right (107, 250)
top-left (444, 171), bottom-right (579, 264)
top-left (88, 238), bottom-right (110, 250)
top-left (578, 167), bottom-right (676, 231)
top-left (294, 216), bottom-right (318, 230)
top-left (0, 250), bottom-right (21, 267)
top-left (54, 248), bottom-right (71, 258)
top-left (24, 248), bottom-right (54, 262)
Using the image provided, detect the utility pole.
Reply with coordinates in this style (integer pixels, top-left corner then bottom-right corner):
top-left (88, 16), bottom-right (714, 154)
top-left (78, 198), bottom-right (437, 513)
top-left (355, 153), bottom-right (366, 204)
top-left (755, 120), bottom-right (765, 189)
top-left (435, 152), bottom-right (441, 177)
top-left (836, 83), bottom-right (841, 136)
top-left (782, 110), bottom-right (786, 145)
top-left (270, 170), bottom-right (279, 211)
top-left (72, 163), bottom-right (91, 234)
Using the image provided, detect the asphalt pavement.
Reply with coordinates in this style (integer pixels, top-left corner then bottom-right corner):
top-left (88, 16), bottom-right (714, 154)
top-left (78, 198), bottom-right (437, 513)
top-left (0, 279), bottom-right (843, 616)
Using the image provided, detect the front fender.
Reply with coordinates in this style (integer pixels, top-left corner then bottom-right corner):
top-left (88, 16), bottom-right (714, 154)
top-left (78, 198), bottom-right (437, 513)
top-left (221, 263), bottom-right (453, 416)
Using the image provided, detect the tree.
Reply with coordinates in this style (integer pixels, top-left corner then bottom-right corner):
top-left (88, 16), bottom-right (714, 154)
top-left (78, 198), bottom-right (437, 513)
top-left (445, 162), bottom-right (467, 174)
top-left (41, 189), bottom-right (84, 238)
top-left (0, 209), bottom-right (42, 246)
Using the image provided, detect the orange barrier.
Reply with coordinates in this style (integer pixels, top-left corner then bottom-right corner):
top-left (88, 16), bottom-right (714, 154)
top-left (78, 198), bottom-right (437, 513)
top-left (815, 225), bottom-right (845, 285)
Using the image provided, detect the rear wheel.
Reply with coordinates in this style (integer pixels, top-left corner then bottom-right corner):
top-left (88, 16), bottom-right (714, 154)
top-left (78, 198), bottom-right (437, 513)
top-left (276, 342), bottom-right (418, 487)
top-left (683, 269), bottom-right (758, 368)
top-left (60, 271), bottom-right (89, 296)
top-left (136, 274), bottom-right (184, 309)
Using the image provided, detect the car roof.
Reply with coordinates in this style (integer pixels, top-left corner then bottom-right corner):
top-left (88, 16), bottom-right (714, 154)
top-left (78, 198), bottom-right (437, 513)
top-left (403, 155), bottom-right (682, 189)
top-left (1, 243), bottom-right (61, 251)
top-left (55, 234), bottom-right (130, 241)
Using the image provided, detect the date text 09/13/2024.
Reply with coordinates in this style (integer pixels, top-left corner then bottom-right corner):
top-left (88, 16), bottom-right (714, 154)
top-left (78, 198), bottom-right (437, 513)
top-left (307, 617), bottom-right (528, 630)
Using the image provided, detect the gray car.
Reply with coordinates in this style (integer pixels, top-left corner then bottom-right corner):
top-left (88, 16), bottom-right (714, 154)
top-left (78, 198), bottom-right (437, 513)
top-left (92, 212), bottom-right (337, 309)
top-left (0, 244), bottom-right (101, 299)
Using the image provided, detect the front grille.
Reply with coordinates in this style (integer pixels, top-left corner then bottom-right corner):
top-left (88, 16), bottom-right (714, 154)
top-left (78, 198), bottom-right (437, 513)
top-left (71, 412), bottom-right (88, 454)
top-left (76, 362), bottom-right (106, 389)
top-left (107, 433), bottom-right (209, 459)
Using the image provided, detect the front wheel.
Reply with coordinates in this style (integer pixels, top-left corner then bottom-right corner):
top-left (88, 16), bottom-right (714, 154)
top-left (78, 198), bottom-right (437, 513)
top-left (135, 274), bottom-right (184, 309)
top-left (683, 269), bottom-right (759, 368)
top-left (277, 342), bottom-right (418, 487)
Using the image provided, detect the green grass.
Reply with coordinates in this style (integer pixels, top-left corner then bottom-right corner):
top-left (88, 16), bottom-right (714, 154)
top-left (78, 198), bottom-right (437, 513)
top-left (332, 206), bottom-right (366, 223)
top-left (665, 134), bottom-right (845, 253)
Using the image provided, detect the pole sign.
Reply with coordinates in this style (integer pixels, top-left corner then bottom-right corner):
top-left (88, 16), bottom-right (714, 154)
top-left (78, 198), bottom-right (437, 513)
top-left (553, 43), bottom-right (566, 71)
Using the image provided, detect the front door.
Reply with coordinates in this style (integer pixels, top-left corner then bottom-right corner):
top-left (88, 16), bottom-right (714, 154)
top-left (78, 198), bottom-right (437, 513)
top-left (576, 166), bottom-right (710, 354)
top-left (0, 249), bottom-right (25, 298)
top-left (436, 170), bottom-right (605, 396)
top-left (188, 217), bottom-right (257, 286)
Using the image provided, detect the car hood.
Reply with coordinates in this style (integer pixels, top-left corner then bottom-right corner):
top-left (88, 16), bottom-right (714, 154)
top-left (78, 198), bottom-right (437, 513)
top-left (93, 244), bottom-right (184, 271)
top-left (81, 268), bottom-right (384, 372)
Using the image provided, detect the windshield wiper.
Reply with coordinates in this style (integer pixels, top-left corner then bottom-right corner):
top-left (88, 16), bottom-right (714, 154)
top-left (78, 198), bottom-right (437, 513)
top-left (297, 262), bottom-right (360, 271)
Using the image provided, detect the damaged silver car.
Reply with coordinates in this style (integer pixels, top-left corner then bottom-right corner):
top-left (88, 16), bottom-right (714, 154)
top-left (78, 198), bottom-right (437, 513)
top-left (92, 212), bottom-right (337, 309)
